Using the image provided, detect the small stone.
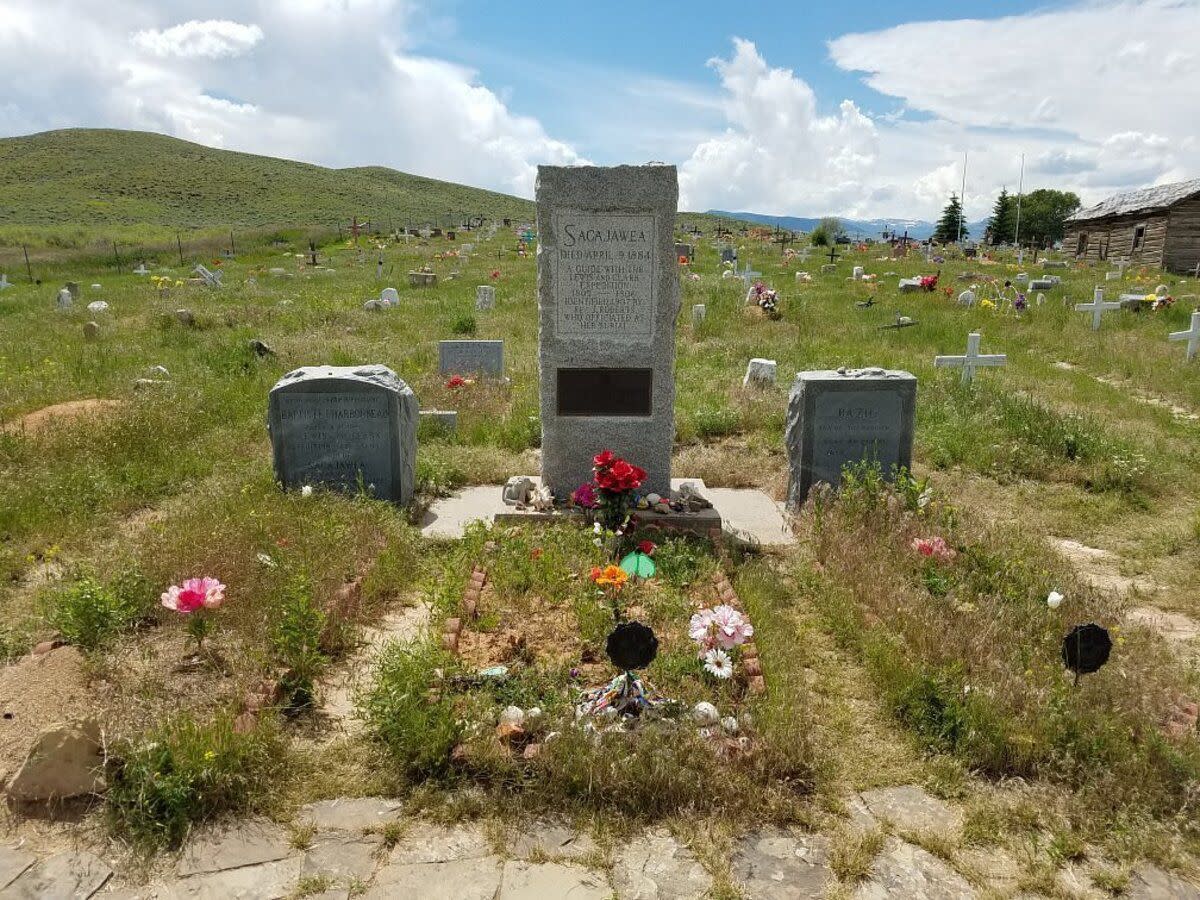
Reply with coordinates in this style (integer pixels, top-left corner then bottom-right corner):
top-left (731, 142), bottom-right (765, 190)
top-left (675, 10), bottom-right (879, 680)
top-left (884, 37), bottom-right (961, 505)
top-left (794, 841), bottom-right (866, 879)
top-left (499, 705), bottom-right (525, 727)
top-left (525, 706), bottom-right (542, 721)
top-left (363, 299), bottom-right (383, 311)
top-left (441, 632), bottom-right (459, 652)
top-left (86, 300), bottom-right (109, 313)
top-left (721, 716), bottom-right (739, 734)
top-left (149, 365), bottom-right (170, 377)
top-left (4, 719), bottom-right (104, 802)
top-left (31, 640), bottom-right (64, 656)
top-left (692, 701), bottom-right (719, 726)
top-left (82, 321), bottom-right (100, 340)
top-left (496, 722), bottom-right (525, 744)
top-left (743, 358), bottom-right (778, 388)
top-left (175, 308), bottom-right (195, 326)
top-left (444, 617), bottom-right (463, 635)
top-left (248, 339), bottom-right (275, 357)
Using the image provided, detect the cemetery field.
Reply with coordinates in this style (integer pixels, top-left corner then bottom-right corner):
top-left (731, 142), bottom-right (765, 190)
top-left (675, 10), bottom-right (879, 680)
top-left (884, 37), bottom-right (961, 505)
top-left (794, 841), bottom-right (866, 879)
top-left (1, 229), bottom-right (1199, 893)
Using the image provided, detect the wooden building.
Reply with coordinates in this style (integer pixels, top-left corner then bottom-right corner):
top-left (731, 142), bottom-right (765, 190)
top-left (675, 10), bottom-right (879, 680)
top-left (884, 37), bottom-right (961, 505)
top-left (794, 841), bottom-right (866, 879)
top-left (1063, 179), bottom-right (1200, 273)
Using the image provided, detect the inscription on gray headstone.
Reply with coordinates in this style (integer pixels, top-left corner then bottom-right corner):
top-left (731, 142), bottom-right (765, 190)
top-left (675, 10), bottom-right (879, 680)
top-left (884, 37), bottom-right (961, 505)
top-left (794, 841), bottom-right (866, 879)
top-left (268, 365), bottom-right (417, 503)
top-left (537, 165), bottom-right (679, 496)
top-left (785, 368), bottom-right (916, 510)
top-left (438, 340), bottom-right (504, 377)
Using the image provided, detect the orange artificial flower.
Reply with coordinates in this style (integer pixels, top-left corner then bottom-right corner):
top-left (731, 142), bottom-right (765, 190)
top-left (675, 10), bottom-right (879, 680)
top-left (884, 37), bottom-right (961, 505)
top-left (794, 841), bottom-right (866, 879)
top-left (590, 564), bottom-right (628, 590)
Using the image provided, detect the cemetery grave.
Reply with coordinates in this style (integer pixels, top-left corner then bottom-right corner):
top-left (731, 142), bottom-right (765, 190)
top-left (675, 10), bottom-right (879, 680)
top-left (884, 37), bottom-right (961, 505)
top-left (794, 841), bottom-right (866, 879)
top-left (0, 168), bottom-right (1199, 897)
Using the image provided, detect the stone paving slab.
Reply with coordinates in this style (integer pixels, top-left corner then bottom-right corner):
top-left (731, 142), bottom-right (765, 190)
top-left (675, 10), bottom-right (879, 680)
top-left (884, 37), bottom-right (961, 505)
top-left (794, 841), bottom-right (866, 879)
top-left (387, 822), bottom-right (491, 864)
top-left (731, 828), bottom-right (831, 899)
top-left (1128, 863), bottom-right (1200, 899)
top-left (509, 821), bottom-right (597, 861)
top-left (858, 785), bottom-right (962, 834)
top-left (167, 857), bottom-right (300, 900)
top-left (363, 855), bottom-right (503, 900)
top-left (855, 838), bottom-right (976, 899)
top-left (498, 860), bottom-right (609, 899)
top-left (1, 850), bottom-right (112, 900)
top-left (176, 820), bottom-right (291, 877)
top-left (705, 488), bottom-right (793, 546)
top-left (300, 832), bottom-right (383, 883)
top-left (612, 829), bottom-right (712, 900)
top-left (297, 797), bottom-right (402, 831)
top-left (0, 848), bottom-right (36, 892)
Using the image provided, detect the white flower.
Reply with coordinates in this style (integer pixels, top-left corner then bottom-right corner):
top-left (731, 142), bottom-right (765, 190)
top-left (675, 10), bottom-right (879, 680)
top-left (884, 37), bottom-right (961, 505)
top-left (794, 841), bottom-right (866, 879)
top-left (593, 522), bottom-right (603, 534)
top-left (255, 552), bottom-right (276, 568)
top-left (301, 485), bottom-right (314, 497)
top-left (703, 648), bottom-right (734, 679)
top-left (1047, 590), bottom-right (1064, 609)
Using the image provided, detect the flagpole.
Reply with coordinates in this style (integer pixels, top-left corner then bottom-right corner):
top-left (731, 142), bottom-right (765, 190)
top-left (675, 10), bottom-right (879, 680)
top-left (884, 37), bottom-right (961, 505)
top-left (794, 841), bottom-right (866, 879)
top-left (957, 151), bottom-right (968, 244)
top-left (1013, 153), bottom-right (1025, 259)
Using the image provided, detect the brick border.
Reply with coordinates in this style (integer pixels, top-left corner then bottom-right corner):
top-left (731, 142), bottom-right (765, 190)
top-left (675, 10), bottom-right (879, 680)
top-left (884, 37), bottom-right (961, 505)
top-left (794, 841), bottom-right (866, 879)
top-left (442, 564), bottom-right (486, 655)
top-left (710, 570), bottom-right (766, 696)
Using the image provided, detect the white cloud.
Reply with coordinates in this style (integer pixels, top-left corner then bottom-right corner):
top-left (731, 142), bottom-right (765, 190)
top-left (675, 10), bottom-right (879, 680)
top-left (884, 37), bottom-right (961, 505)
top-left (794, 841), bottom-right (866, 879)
top-left (828, 0), bottom-right (1200, 212)
top-left (0, 0), bottom-right (583, 199)
top-left (132, 19), bottom-right (264, 59)
top-left (679, 39), bottom-right (879, 215)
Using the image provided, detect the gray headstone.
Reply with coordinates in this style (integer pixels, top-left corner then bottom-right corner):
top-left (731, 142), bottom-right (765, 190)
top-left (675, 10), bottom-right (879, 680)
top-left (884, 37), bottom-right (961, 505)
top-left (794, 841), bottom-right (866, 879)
top-left (475, 285), bottom-right (496, 311)
top-left (65, 282), bottom-right (80, 300)
top-left (691, 303), bottom-right (706, 328)
top-left (674, 242), bottom-right (694, 261)
top-left (536, 164), bottom-right (679, 496)
top-left (438, 340), bottom-right (503, 377)
top-left (785, 368), bottom-right (917, 510)
top-left (56, 288), bottom-right (73, 310)
top-left (419, 409), bottom-right (458, 434)
top-left (743, 358), bottom-right (777, 388)
top-left (268, 365), bottom-right (417, 503)
top-left (1029, 278), bottom-right (1054, 290)
top-left (379, 287), bottom-right (400, 306)
top-left (720, 248), bottom-right (737, 264)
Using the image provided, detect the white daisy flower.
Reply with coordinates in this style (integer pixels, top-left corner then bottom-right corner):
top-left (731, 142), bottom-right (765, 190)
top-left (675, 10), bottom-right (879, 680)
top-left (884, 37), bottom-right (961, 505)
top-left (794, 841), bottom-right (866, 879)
top-left (703, 648), bottom-right (734, 679)
top-left (1047, 590), bottom-right (1064, 609)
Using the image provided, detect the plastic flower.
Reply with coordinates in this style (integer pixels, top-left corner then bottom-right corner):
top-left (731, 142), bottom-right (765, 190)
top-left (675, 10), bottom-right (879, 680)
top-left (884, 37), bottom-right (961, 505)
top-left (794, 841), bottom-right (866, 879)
top-left (590, 565), bottom-right (628, 590)
top-left (637, 540), bottom-right (656, 555)
top-left (572, 483), bottom-right (598, 509)
top-left (703, 648), bottom-right (734, 679)
top-left (446, 375), bottom-right (466, 389)
top-left (161, 577), bottom-right (225, 613)
top-left (1047, 590), bottom-right (1064, 609)
top-left (710, 604), bottom-right (754, 649)
top-left (912, 537), bottom-right (956, 563)
top-left (980, 298), bottom-right (996, 310)
top-left (689, 609), bottom-right (715, 647)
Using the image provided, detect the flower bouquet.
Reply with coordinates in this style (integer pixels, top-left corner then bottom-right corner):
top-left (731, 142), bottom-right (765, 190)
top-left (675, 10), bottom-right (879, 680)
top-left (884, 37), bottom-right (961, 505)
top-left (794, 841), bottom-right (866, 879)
top-left (576, 450), bottom-right (646, 532)
top-left (689, 605), bottom-right (754, 681)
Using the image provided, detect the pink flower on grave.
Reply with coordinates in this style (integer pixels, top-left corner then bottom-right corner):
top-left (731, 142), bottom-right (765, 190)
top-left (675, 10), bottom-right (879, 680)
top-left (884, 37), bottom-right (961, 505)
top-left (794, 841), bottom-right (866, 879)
top-left (911, 537), bottom-right (956, 563)
top-left (688, 608), bottom-right (716, 651)
top-left (162, 577), bottom-right (226, 614)
top-left (710, 604), bottom-right (754, 650)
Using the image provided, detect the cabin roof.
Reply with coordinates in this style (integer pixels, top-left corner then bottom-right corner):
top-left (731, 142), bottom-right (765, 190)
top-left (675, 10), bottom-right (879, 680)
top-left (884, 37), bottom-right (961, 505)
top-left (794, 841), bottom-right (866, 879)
top-left (1067, 179), bottom-right (1200, 223)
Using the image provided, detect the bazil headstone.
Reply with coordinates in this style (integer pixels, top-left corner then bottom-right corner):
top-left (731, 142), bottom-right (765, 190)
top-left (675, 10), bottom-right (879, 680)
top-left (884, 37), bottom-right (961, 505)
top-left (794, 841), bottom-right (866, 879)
top-left (536, 164), bottom-right (678, 497)
top-left (438, 339), bottom-right (504, 377)
top-left (785, 367), bottom-right (917, 510)
top-left (267, 365), bottom-right (417, 503)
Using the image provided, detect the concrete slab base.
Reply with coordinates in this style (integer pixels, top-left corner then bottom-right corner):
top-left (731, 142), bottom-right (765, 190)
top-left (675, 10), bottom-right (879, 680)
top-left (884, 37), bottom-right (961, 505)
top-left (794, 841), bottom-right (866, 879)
top-left (420, 478), bottom-right (793, 547)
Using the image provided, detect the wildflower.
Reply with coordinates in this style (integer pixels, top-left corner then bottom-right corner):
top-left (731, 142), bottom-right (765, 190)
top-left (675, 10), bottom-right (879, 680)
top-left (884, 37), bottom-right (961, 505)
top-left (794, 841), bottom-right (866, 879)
top-left (1047, 590), bottom-right (1064, 609)
top-left (203, 750), bottom-right (216, 761)
top-left (703, 648), bottom-right (734, 679)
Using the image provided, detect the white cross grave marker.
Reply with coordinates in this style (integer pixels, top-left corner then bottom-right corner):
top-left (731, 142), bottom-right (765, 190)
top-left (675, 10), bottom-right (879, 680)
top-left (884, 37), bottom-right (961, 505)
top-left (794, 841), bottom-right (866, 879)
top-left (1168, 310), bottom-right (1200, 362)
top-left (193, 264), bottom-right (223, 287)
top-left (0, 273), bottom-right (10, 290)
top-left (934, 332), bottom-right (1007, 384)
top-left (738, 262), bottom-right (762, 288)
top-left (1074, 286), bottom-right (1120, 330)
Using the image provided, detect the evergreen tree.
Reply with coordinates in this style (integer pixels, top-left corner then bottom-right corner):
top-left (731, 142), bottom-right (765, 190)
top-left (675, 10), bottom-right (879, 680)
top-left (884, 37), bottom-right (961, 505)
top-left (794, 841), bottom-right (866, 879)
top-left (988, 188), bottom-right (1015, 245)
top-left (933, 194), bottom-right (969, 244)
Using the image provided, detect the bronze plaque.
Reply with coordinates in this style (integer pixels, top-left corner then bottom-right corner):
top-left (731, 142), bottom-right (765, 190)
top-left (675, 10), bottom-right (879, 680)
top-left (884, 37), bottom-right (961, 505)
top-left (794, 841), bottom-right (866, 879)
top-left (557, 368), bottom-right (652, 417)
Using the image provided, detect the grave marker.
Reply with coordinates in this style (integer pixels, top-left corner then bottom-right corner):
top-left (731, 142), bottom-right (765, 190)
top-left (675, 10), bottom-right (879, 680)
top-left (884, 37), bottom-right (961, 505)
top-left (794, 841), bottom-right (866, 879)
top-left (475, 285), bottom-right (496, 311)
top-left (785, 368), bottom-right (917, 510)
top-left (379, 287), bottom-right (399, 307)
top-left (692, 303), bottom-right (706, 328)
top-left (0, 273), bottom-right (10, 290)
top-left (934, 332), bottom-right (1007, 384)
top-left (267, 364), bottom-right (417, 503)
top-left (536, 164), bottom-right (678, 496)
top-left (1168, 310), bottom-right (1200, 362)
top-left (1075, 287), bottom-right (1121, 330)
top-left (193, 265), bottom-right (222, 287)
top-left (438, 340), bottom-right (504, 377)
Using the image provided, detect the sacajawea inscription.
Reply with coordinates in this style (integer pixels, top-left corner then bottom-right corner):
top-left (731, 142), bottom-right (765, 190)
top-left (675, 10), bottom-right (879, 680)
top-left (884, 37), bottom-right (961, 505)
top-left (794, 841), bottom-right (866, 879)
top-left (553, 212), bottom-right (656, 341)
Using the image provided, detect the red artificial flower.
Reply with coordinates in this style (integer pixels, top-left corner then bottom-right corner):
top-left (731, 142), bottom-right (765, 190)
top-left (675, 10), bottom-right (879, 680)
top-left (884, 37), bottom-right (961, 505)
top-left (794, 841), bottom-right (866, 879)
top-left (593, 449), bottom-right (615, 468)
top-left (638, 540), bottom-right (656, 555)
top-left (490, 269), bottom-right (501, 280)
top-left (678, 255), bottom-right (689, 265)
top-left (531, 547), bottom-right (544, 560)
top-left (446, 375), bottom-right (466, 389)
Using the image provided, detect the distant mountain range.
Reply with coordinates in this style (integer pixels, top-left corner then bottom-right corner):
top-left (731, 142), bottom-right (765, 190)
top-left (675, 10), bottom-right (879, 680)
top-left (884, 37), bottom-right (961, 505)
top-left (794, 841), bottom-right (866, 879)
top-left (706, 210), bottom-right (991, 242)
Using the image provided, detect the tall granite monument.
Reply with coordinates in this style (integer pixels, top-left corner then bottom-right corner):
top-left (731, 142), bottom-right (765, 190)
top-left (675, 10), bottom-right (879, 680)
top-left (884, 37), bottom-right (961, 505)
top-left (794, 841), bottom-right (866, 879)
top-left (536, 165), bottom-right (679, 497)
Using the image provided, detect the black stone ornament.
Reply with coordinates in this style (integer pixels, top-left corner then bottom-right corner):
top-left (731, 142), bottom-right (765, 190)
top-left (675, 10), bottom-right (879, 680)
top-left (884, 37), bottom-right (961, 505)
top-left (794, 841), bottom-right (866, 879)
top-left (606, 621), bottom-right (658, 671)
top-left (1061, 623), bottom-right (1112, 678)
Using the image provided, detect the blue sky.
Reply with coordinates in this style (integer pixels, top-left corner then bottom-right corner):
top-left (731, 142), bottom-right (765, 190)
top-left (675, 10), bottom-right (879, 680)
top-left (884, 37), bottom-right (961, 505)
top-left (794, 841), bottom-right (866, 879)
top-left (1, 0), bottom-right (1196, 220)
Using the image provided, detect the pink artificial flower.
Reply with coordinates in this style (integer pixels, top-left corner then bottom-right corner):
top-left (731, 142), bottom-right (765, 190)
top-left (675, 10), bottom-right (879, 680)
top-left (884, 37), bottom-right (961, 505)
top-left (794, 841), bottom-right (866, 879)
top-left (911, 537), bottom-right (956, 563)
top-left (688, 609), bottom-right (715, 648)
top-left (710, 604), bottom-right (754, 650)
top-left (162, 577), bottom-right (226, 614)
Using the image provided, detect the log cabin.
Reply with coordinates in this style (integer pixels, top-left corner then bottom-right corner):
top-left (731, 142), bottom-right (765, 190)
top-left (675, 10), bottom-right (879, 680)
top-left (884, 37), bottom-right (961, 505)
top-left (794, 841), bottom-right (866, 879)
top-left (1063, 179), bottom-right (1200, 273)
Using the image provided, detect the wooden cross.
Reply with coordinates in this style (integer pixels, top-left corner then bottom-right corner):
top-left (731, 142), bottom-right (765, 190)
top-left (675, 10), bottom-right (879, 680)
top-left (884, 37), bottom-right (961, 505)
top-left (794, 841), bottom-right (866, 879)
top-left (773, 230), bottom-right (796, 254)
top-left (826, 244), bottom-right (840, 264)
top-left (1168, 310), bottom-right (1200, 362)
top-left (934, 332), bottom-right (1007, 384)
top-left (1074, 287), bottom-right (1121, 330)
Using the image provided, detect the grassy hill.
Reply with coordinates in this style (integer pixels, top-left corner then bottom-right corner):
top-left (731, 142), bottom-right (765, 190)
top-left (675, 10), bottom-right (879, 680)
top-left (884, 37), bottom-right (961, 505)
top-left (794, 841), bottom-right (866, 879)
top-left (0, 129), bottom-right (535, 234)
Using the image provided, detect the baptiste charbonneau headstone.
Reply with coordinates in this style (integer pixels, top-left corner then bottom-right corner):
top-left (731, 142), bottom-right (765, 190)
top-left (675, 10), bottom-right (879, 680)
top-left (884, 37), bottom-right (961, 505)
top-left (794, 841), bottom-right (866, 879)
top-left (268, 365), bottom-right (417, 503)
top-left (784, 368), bottom-right (917, 510)
top-left (438, 340), bottom-right (504, 377)
top-left (536, 164), bottom-right (679, 496)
